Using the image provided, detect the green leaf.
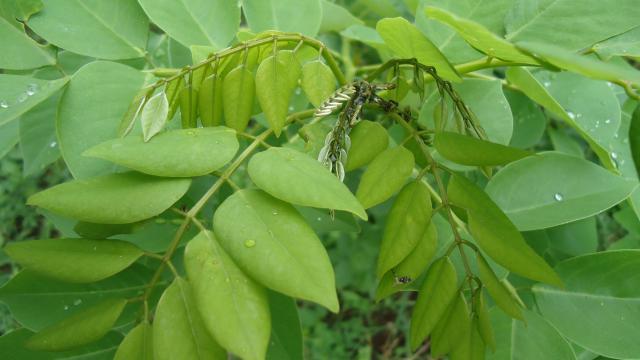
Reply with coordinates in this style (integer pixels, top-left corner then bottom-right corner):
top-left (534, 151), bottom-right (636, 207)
top-left (28, 0), bottom-right (148, 59)
top-left (0, 119), bottom-right (19, 159)
top-left (319, 0), bottom-right (362, 33)
top-left (179, 85), bottom-right (198, 128)
top-left (476, 253), bottom-right (523, 320)
top-left (340, 25), bottom-right (385, 47)
top-left (487, 308), bottom-right (576, 360)
top-left (84, 127), bottom-right (238, 178)
top-left (505, 0), bottom-right (640, 52)
top-left (213, 189), bottom-right (339, 312)
top-left (114, 322), bottom-right (153, 360)
top-left (301, 60), bottom-right (336, 108)
top-left (533, 250), bottom-right (640, 359)
top-left (4, 238), bottom-right (143, 283)
top-left (376, 17), bottom-right (460, 82)
top-left (0, 16), bottom-right (54, 69)
top-left (410, 257), bottom-right (457, 350)
top-left (0, 74), bottom-right (68, 127)
top-left (248, 147), bottom-right (367, 220)
top-left (153, 278), bottom-right (226, 360)
top-left (377, 181), bottom-right (432, 278)
top-left (375, 223), bottom-right (437, 300)
top-left (184, 231), bottom-right (270, 360)
top-left (243, 0), bottom-right (322, 36)
top-left (431, 293), bottom-right (470, 357)
top-left (594, 27), bottom-right (640, 59)
top-left (255, 50), bottom-right (301, 136)
top-left (474, 291), bottom-right (496, 352)
top-left (266, 291), bottom-right (303, 360)
top-left (434, 131), bottom-right (532, 166)
top-left (25, 298), bottom-right (127, 351)
top-left (140, 92), bottom-right (169, 142)
top-left (425, 6), bottom-right (538, 64)
top-left (27, 172), bottom-right (191, 224)
top-left (198, 74), bottom-right (223, 127)
top-left (447, 173), bottom-right (562, 286)
top-left (223, 65), bottom-right (256, 132)
top-left (485, 152), bottom-right (638, 231)
top-left (18, 92), bottom-right (61, 176)
top-left (518, 42), bottom-right (640, 86)
top-left (356, 146), bottom-right (414, 209)
top-left (505, 88), bottom-right (547, 149)
top-left (58, 61), bottom-right (147, 179)
top-left (138, 0), bottom-right (238, 49)
top-left (345, 120), bottom-right (389, 171)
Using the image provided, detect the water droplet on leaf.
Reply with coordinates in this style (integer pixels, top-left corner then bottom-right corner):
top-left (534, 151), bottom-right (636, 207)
top-left (244, 239), bottom-right (256, 248)
top-left (26, 83), bottom-right (38, 96)
top-left (0, 100), bottom-right (8, 109)
top-left (553, 193), bottom-right (563, 201)
top-left (73, 299), bottom-right (82, 306)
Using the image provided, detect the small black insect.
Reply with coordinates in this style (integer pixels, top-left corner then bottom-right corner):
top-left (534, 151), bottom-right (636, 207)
top-left (391, 269), bottom-right (412, 286)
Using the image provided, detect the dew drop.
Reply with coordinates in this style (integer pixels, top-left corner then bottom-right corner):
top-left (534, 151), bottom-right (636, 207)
top-left (600, 301), bottom-right (605, 306)
top-left (567, 111), bottom-right (576, 120)
top-left (316, 217), bottom-right (322, 221)
top-left (0, 100), bottom-right (8, 109)
top-left (64, 305), bottom-right (69, 311)
top-left (543, 81), bottom-right (551, 87)
top-left (288, 106), bottom-right (294, 112)
top-left (623, 138), bottom-right (629, 144)
top-left (26, 83), bottom-right (38, 96)
top-left (17, 93), bottom-right (28, 103)
top-left (605, 118), bottom-right (611, 124)
top-left (295, 88), bottom-right (301, 95)
top-left (244, 239), bottom-right (256, 248)
top-left (611, 152), bottom-right (618, 160)
top-left (49, 141), bottom-right (57, 148)
top-left (553, 193), bottom-right (563, 201)
top-left (595, 120), bottom-right (600, 128)
top-left (73, 299), bottom-right (82, 306)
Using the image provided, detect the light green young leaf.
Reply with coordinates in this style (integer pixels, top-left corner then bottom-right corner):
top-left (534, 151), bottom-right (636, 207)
top-left (319, 0), bottom-right (363, 33)
top-left (58, 61), bottom-right (146, 179)
top-left (410, 257), bottom-right (457, 350)
top-left (28, 0), bottom-right (148, 59)
top-left (25, 298), bottom-right (127, 351)
top-left (4, 238), bottom-right (143, 283)
top-left (533, 250), bottom-right (640, 359)
top-left (117, 87), bottom-right (152, 138)
top-left (153, 278), bottom-right (226, 360)
top-left (356, 146), bottom-right (414, 209)
top-left (223, 65), bottom-right (255, 132)
top-left (447, 174), bottom-right (562, 286)
top-left (115, 322), bottom-right (153, 360)
top-left (431, 293), bottom-right (470, 357)
top-left (199, 74), bottom-right (223, 127)
top-left (0, 74), bottom-right (68, 127)
top-left (255, 50), bottom-right (301, 136)
top-left (184, 231), bottom-right (270, 360)
top-left (345, 120), bottom-right (389, 171)
top-left (474, 291), bottom-right (496, 352)
top-left (375, 223), bottom-right (437, 300)
top-left (84, 127), bottom-right (238, 178)
top-left (0, 16), bottom-right (54, 69)
top-left (213, 189), bottom-right (339, 312)
top-left (377, 181), bottom-right (432, 278)
top-left (266, 291), bottom-right (304, 360)
top-left (141, 92), bottom-right (169, 142)
top-left (301, 60), bottom-right (336, 108)
top-left (476, 253), bottom-right (523, 320)
top-left (425, 7), bottom-right (538, 64)
top-left (376, 17), bottom-right (460, 82)
top-left (243, 0), bottom-right (322, 36)
top-left (27, 172), bottom-right (191, 224)
top-left (485, 152), bottom-right (638, 231)
top-left (518, 42), bottom-right (640, 86)
top-left (179, 85), bottom-right (198, 128)
top-left (434, 131), bottom-right (532, 166)
top-left (248, 147), bottom-right (367, 220)
top-left (137, 0), bottom-right (239, 48)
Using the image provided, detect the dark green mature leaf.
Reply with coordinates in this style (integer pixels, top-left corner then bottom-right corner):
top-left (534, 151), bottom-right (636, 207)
top-left (319, 0), bottom-right (362, 33)
top-left (248, 147), bottom-right (367, 220)
top-left (505, 89), bottom-right (547, 149)
top-left (243, 0), bottom-right (322, 36)
top-left (28, 0), bottom-right (148, 59)
top-left (266, 291), bottom-right (304, 360)
top-left (58, 61), bottom-right (147, 179)
top-left (594, 27), bottom-right (640, 59)
top-left (376, 17), bottom-right (460, 82)
top-left (114, 322), bottom-right (152, 360)
top-left (140, 92), bottom-right (169, 142)
top-left (27, 172), bottom-right (191, 224)
top-left (255, 50), bottom-right (301, 136)
top-left (25, 298), bottom-right (127, 351)
top-left (213, 190), bottom-right (339, 312)
top-left (0, 119), bottom-right (19, 159)
top-left (18, 91), bottom-right (61, 176)
top-left (0, 74), bottom-right (68, 127)
top-left (425, 7), bottom-right (538, 64)
top-left (434, 132), bottom-right (532, 166)
top-left (0, 16), bottom-right (54, 69)
top-left (137, 0), bottom-right (239, 49)
top-left (301, 60), bottom-right (336, 108)
top-left (485, 152), bottom-right (638, 231)
top-left (345, 120), bottom-right (389, 171)
top-left (533, 250), bottom-right (640, 359)
top-left (4, 238), bottom-right (143, 283)
top-left (505, 0), bottom-right (640, 51)
top-left (184, 231), bottom-right (270, 360)
top-left (84, 128), bottom-right (238, 177)
top-left (518, 42), bottom-right (640, 86)
top-left (356, 146), bottom-right (414, 209)
top-left (377, 181), bottom-right (432, 278)
top-left (476, 253), bottom-right (523, 320)
top-left (223, 65), bottom-right (255, 132)
top-left (375, 223), bottom-right (437, 300)
top-left (410, 257), bottom-right (457, 350)
top-left (153, 278), bottom-right (226, 360)
top-left (474, 291), bottom-right (495, 351)
top-left (447, 174), bottom-right (562, 286)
